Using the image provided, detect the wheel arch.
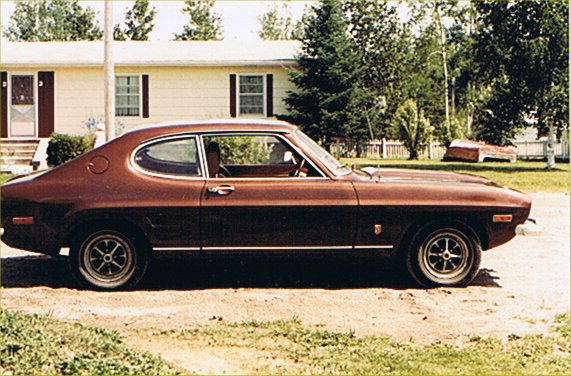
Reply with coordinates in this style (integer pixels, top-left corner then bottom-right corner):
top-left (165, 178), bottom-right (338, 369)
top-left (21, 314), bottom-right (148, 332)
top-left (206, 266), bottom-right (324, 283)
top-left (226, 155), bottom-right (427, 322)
top-left (64, 214), bottom-right (151, 253)
top-left (397, 214), bottom-right (489, 257)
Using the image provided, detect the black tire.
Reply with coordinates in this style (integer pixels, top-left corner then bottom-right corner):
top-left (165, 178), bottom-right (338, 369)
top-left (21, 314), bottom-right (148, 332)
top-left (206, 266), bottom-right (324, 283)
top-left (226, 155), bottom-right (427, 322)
top-left (405, 222), bottom-right (481, 287)
top-left (69, 228), bottom-right (149, 290)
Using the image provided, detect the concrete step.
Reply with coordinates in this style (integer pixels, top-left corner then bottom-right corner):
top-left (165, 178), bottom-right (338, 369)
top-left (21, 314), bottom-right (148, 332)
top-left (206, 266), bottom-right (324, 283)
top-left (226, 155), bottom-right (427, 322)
top-left (0, 139), bottom-right (39, 175)
top-left (0, 165), bottom-right (33, 174)
top-left (1, 156), bottom-right (33, 165)
top-left (0, 150), bottom-right (35, 157)
top-left (1, 144), bottom-right (38, 150)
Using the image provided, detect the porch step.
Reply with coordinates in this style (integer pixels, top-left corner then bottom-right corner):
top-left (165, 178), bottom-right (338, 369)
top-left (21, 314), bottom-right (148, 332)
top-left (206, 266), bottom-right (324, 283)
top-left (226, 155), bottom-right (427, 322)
top-left (1, 139), bottom-right (41, 174)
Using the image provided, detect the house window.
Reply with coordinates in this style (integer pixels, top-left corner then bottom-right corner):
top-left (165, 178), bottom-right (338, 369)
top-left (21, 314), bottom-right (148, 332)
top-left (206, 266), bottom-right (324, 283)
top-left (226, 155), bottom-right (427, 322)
top-left (238, 75), bottom-right (264, 115)
top-left (116, 75), bottom-right (140, 117)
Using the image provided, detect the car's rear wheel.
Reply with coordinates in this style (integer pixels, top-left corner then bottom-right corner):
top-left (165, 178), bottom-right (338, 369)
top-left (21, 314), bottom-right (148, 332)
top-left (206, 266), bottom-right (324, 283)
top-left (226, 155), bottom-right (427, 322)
top-left (406, 223), bottom-right (481, 287)
top-left (69, 229), bottom-right (148, 290)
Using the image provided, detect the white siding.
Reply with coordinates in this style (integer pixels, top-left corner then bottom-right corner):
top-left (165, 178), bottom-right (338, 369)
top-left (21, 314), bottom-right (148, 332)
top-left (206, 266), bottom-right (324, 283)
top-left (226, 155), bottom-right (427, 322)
top-left (23, 65), bottom-right (294, 136)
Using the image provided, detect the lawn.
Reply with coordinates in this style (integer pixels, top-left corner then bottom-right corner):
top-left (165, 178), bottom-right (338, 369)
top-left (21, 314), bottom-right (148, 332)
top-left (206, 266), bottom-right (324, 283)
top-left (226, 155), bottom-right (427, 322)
top-left (0, 309), bottom-right (179, 375)
top-left (2, 308), bottom-right (569, 374)
top-left (146, 313), bottom-right (571, 375)
top-left (342, 158), bottom-right (570, 193)
top-left (0, 172), bottom-right (13, 185)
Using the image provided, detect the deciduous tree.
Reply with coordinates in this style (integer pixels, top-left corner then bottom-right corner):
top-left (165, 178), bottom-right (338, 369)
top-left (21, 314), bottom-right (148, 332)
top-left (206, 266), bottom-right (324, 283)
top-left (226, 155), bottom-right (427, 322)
top-left (174, 0), bottom-right (223, 41)
top-left (4, 0), bottom-right (102, 41)
top-left (344, 0), bottom-right (409, 139)
top-left (257, 0), bottom-right (303, 40)
top-left (473, 0), bottom-right (568, 155)
top-left (391, 99), bottom-right (433, 160)
top-left (114, 0), bottom-right (157, 41)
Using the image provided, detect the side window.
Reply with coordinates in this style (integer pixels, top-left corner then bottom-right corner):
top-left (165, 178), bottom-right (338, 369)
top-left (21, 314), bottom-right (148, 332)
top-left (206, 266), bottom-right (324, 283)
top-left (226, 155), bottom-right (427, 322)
top-left (116, 75), bottom-right (140, 117)
top-left (134, 137), bottom-right (201, 177)
top-left (238, 75), bottom-right (264, 116)
top-left (203, 134), bottom-right (321, 178)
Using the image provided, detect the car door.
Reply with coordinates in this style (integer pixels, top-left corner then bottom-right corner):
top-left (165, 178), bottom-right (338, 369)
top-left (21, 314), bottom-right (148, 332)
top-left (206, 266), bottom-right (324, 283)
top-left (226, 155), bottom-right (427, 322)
top-left (199, 132), bottom-right (358, 253)
top-left (130, 135), bottom-right (205, 250)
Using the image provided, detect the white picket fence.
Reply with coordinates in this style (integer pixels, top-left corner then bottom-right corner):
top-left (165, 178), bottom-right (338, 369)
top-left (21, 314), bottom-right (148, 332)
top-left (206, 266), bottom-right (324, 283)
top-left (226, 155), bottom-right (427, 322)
top-left (515, 140), bottom-right (570, 160)
top-left (331, 139), bottom-right (570, 161)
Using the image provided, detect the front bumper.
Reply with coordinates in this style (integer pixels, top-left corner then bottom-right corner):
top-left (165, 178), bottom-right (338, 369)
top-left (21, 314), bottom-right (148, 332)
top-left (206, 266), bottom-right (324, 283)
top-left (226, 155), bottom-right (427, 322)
top-left (515, 218), bottom-right (543, 236)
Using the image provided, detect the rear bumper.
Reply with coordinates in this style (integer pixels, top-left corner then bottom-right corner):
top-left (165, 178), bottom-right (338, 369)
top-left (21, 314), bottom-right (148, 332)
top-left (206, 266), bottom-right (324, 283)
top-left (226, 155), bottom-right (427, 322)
top-left (516, 218), bottom-right (543, 236)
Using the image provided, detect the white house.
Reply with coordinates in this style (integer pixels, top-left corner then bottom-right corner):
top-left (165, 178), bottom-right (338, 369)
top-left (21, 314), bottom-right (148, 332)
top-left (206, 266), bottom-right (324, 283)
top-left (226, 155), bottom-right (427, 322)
top-left (1, 40), bottom-right (299, 137)
top-left (0, 40), bottom-right (299, 172)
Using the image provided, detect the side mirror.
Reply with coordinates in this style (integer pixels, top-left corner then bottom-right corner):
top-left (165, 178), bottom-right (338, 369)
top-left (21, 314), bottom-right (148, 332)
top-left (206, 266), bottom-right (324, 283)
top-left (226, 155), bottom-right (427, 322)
top-left (283, 151), bottom-right (293, 163)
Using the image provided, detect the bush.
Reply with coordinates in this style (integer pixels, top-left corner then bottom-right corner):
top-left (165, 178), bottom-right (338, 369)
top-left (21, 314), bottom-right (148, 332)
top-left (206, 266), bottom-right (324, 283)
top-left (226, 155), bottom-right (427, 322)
top-left (47, 133), bottom-right (94, 167)
top-left (391, 99), bottom-right (434, 160)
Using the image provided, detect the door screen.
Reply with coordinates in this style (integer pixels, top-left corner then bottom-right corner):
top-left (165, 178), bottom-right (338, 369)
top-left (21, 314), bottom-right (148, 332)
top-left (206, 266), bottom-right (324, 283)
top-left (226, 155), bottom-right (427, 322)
top-left (10, 75), bottom-right (36, 137)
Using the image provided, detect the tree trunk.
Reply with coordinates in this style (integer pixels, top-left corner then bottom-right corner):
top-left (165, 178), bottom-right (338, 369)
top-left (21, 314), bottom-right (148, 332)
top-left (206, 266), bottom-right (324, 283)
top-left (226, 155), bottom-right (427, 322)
top-left (409, 148), bottom-right (418, 160)
top-left (546, 125), bottom-right (556, 169)
top-left (435, 7), bottom-right (450, 134)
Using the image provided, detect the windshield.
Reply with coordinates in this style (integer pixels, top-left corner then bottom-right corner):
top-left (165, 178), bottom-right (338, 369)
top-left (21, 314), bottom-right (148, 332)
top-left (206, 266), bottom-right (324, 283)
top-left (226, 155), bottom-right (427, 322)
top-left (293, 129), bottom-right (351, 176)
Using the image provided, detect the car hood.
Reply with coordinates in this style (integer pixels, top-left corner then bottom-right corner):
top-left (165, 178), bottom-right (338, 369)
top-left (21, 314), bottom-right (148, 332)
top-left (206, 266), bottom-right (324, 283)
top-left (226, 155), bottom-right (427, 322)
top-left (360, 167), bottom-right (496, 186)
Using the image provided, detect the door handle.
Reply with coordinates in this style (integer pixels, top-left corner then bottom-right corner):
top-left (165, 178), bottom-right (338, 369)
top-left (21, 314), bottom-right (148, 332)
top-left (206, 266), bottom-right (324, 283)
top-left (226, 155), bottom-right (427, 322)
top-left (207, 185), bottom-right (235, 196)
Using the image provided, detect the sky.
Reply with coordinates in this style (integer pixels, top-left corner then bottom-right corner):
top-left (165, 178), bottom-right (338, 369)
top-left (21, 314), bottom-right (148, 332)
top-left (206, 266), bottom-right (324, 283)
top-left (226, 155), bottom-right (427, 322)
top-left (0, 0), bottom-right (313, 41)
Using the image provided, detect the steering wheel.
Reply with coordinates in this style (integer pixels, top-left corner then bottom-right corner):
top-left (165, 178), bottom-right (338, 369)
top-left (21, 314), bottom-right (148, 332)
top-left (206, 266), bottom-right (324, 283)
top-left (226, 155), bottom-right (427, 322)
top-left (218, 164), bottom-right (232, 178)
top-left (293, 158), bottom-right (306, 177)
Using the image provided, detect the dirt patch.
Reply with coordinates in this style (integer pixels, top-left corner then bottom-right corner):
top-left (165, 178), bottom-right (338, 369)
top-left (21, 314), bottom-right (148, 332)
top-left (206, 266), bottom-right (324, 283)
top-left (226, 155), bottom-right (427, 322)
top-left (2, 193), bottom-right (569, 373)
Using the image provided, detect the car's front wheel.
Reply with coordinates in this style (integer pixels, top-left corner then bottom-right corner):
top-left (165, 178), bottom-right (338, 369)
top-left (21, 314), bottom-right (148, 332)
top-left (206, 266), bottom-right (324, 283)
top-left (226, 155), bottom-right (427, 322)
top-left (69, 229), bottom-right (148, 290)
top-left (406, 223), bottom-right (481, 287)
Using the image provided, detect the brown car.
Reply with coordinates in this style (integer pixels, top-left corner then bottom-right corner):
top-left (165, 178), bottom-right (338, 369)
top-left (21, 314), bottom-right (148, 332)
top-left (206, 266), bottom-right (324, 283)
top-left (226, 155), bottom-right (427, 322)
top-left (1, 120), bottom-right (532, 290)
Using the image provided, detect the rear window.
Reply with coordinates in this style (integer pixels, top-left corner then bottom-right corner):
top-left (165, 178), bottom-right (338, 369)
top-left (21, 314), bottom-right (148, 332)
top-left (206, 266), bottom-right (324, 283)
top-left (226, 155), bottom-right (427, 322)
top-left (134, 137), bottom-right (201, 177)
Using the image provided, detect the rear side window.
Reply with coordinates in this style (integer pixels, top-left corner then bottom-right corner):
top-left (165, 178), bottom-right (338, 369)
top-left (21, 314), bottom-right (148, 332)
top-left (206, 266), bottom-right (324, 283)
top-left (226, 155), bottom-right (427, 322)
top-left (134, 137), bottom-right (201, 177)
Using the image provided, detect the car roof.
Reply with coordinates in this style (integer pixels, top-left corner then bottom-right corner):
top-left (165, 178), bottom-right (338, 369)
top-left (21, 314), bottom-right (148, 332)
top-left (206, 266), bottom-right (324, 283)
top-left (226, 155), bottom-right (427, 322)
top-left (123, 119), bottom-right (298, 140)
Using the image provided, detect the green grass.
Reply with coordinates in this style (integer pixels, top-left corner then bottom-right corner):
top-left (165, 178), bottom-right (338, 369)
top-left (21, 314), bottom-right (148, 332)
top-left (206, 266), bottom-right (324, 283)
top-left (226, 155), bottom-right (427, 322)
top-left (0, 172), bottom-right (14, 185)
top-left (0, 309), bottom-right (179, 375)
top-left (342, 158), bottom-right (570, 193)
top-left (156, 313), bottom-right (571, 375)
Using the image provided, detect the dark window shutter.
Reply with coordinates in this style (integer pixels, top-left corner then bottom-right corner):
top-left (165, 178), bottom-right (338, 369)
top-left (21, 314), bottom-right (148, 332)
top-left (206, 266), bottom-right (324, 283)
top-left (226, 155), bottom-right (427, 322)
top-left (38, 71), bottom-right (55, 138)
top-left (142, 74), bottom-right (149, 118)
top-left (1, 72), bottom-right (7, 138)
top-left (266, 74), bottom-right (273, 117)
top-left (229, 74), bottom-right (237, 118)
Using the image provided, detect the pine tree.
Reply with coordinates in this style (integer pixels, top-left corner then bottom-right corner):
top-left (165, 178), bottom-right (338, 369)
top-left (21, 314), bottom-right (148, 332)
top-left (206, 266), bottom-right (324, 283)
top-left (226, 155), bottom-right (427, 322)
top-left (4, 0), bottom-right (102, 41)
top-left (280, 0), bottom-right (365, 145)
top-left (114, 0), bottom-right (157, 41)
top-left (257, 0), bottom-right (303, 40)
top-left (174, 0), bottom-right (223, 41)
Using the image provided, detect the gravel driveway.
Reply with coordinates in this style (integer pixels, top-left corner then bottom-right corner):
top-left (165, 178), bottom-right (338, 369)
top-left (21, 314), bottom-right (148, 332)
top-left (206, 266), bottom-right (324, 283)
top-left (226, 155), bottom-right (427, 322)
top-left (1, 192), bottom-right (569, 370)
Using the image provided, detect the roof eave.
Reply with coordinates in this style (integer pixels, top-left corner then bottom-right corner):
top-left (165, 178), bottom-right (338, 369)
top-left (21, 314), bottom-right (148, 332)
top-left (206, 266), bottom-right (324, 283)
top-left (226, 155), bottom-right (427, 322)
top-left (1, 60), bottom-right (298, 69)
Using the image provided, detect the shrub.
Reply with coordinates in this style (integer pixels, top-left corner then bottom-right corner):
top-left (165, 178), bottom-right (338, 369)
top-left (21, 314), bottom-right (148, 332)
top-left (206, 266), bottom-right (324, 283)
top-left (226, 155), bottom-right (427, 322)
top-left (391, 99), bottom-right (434, 160)
top-left (47, 133), bottom-right (94, 167)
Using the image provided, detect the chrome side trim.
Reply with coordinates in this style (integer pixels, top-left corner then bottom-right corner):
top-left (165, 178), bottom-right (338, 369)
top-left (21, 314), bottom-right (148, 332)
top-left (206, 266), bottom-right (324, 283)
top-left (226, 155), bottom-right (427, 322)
top-left (142, 127), bottom-right (292, 142)
top-left (354, 245), bottom-right (394, 250)
top-left (153, 245), bottom-right (394, 251)
top-left (203, 245), bottom-right (353, 251)
top-left (153, 247), bottom-right (201, 251)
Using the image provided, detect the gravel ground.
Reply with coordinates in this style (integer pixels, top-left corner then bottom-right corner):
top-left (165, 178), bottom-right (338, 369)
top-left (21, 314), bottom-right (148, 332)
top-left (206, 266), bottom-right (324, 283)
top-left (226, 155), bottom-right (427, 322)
top-left (1, 192), bottom-right (569, 372)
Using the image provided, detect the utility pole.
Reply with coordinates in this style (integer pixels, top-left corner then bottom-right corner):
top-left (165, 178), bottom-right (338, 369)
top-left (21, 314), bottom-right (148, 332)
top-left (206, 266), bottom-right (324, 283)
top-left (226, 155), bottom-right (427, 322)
top-left (104, 0), bottom-right (115, 141)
